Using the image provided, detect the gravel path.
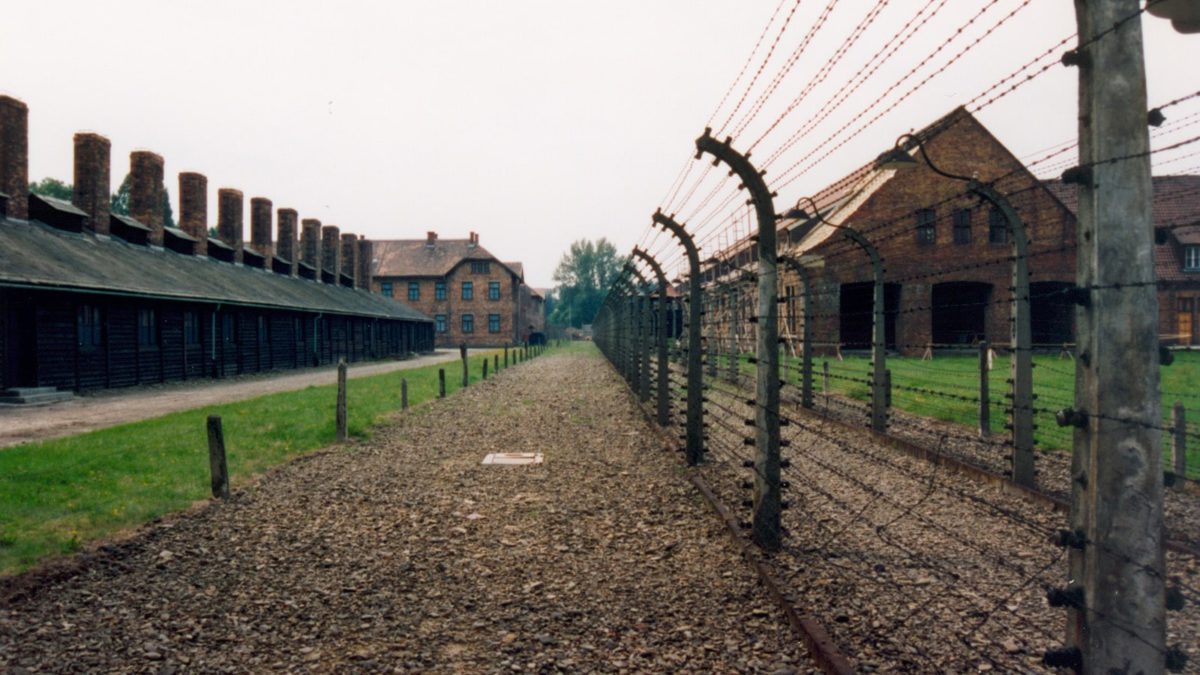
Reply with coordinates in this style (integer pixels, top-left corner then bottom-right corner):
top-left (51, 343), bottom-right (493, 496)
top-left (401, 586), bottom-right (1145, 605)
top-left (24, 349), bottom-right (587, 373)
top-left (0, 350), bottom-right (464, 449)
top-left (0, 349), bottom-right (809, 674)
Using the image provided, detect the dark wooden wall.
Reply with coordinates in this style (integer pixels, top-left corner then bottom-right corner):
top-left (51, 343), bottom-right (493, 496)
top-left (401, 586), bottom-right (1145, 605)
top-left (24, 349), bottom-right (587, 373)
top-left (0, 289), bottom-right (434, 392)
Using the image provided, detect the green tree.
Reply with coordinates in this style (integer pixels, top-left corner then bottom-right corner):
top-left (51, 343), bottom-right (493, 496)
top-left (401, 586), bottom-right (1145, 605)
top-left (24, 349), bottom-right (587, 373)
top-left (550, 238), bottom-right (622, 328)
top-left (28, 178), bottom-right (72, 200)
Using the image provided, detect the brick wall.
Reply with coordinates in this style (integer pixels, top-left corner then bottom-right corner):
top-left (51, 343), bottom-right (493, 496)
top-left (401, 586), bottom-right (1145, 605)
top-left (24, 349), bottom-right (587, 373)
top-left (375, 259), bottom-right (521, 348)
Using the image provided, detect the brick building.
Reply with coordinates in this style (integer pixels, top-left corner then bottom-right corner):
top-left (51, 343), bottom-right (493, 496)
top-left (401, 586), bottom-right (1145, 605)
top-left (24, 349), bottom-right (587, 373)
top-left (701, 106), bottom-right (1200, 356)
top-left (371, 232), bottom-right (542, 347)
top-left (0, 95), bottom-right (433, 395)
top-left (1046, 174), bottom-right (1200, 347)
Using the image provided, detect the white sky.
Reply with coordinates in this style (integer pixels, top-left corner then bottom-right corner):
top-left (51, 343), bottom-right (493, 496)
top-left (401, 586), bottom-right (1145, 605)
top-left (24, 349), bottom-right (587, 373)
top-left (3, 1), bottom-right (1195, 287)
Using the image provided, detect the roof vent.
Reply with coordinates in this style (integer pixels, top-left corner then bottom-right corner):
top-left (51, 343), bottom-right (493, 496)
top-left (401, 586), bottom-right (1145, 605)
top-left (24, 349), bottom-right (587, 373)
top-left (29, 193), bottom-right (87, 233)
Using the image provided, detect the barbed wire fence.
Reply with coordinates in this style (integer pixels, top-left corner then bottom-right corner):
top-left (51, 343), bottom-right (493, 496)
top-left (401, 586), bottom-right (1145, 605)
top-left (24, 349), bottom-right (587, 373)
top-left (596, 1), bottom-right (1196, 672)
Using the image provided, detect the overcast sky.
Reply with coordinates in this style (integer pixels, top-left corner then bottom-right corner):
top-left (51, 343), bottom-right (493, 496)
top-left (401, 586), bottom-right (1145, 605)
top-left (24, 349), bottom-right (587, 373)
top-left (3, 1), bottom-right (1194, 287)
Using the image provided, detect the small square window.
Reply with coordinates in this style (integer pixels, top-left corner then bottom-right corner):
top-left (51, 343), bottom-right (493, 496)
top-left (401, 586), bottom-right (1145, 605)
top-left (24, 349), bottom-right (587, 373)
top-left (471, 261), bottom-right (490, 274)
top-left (462, 281), bottom-right (474, 300)
top-left (462, 313), bottom-right (475, 333)
top-left (138, 309), bottom-right (159, 348)
top-left (488, 313), bottom-right (501, 333)
top-left (488, 281), bottom-right (501, 300)
top-left (1185, 246), bottom-right (1200, 271)
top-left (381, 281), bottom-right (393, 297)
top-left (952, 209), bottom-right (971, 245)
top-left (435, 314), bottom-right (448, 333)
top-left (436, 280), bottom-right (447, 300)
top-left (77, 304), bottom-right (103, 351)
top-left (988, 208), bottom-right (1008, 244)
top-left (408, 282), bottom-right (420, 301)
top-left (915, 209), bottom-right (936, 246)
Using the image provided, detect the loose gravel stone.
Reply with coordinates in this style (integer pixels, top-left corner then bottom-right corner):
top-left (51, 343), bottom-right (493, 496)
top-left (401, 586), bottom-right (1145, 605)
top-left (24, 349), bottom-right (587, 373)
top-left (0, 350), bottom-right (810, 674)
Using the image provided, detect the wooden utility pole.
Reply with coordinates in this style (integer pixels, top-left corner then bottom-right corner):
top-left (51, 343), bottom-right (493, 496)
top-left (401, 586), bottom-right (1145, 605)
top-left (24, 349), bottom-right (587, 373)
top-left (1064, 1), bottom-right (1165, 671)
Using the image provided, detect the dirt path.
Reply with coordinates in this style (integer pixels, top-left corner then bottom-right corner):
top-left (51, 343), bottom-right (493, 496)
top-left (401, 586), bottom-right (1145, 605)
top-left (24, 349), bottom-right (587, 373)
top-left (0, 349), bottom-right (809, 673)
top-left (0, 350), bottom-right (465, 448)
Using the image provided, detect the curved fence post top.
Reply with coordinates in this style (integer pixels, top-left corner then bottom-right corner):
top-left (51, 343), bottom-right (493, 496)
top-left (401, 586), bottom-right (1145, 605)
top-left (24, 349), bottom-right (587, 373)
top-left (694, 128), bottom-right (777, 224)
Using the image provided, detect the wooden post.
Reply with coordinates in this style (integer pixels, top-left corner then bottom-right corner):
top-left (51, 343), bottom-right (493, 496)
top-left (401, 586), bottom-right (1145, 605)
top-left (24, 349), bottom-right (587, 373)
top-left (401, 378), bottom-right (408, 410)
top-left (494, 354), bottom-right (498, 373)
top-left (336, 358), bottom-right (348, 442)
top-left (206, 414), bottom-right (230, 499)
top-left (504, 346), bottom-right (509, 368)
top-left (483, 358), bottom-right (489, 380)
top-left (462, 355), bottom-right (469, 388)
top-left (1174, 401), bottom-right (1187, 485)
top-left (438, 368), bottom-right (446, 398)
top-left (979, 341), bottom-right (991, 438)
top-left (823, 360), bottom-right (830, 399)
top-left (1065, 1), bottom-right (1165, 669)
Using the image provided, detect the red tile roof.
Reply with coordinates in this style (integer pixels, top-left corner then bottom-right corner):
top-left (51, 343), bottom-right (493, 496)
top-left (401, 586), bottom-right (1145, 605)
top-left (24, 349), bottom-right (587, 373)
top-left (1043, 175), bottom-right (1200, 282)
top-left (373, 237), bottom-right (520, 279)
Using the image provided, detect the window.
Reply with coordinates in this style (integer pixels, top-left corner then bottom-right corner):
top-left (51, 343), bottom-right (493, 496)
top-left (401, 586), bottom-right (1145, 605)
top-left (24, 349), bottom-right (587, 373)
top-left (435, 280), bottom-right (447, 300)
top-left (988, 208), bottom-right (1008, 244)
top-left (222, 314), bottom-right (236, 344)
top-left (471, 260), bottom-right (490, 274)
top-left (952, 209), bottom-right (971, 245)
top-left (381, 281), bottom-right (393, 297)
top-left (77, 304), bottom-right (102, 351)
top-left (462, 313), bottom-right (475, 333)
top-left (488, 313), bottom-right (501, 333)
top-left (435, 314), bottom-right (448, 333)
top-left (138, 309), bottom-right (158, 348)
top-left (258, 316), bottom-right (269, 350)
top-left (1186, 246), bottom-right (1200, 271)
top-left (408, 282), bottom-right (420, 301)
top-left (915, 209), bottom-right (936, 246)
top-left (462, 281), bottom-right (474, 300)
top-left (488, 281), bottom-right (501, 300)
top-left (293, 317), bottom-right (304, 343)
top-left (184, 311), bottom-right (200, 345)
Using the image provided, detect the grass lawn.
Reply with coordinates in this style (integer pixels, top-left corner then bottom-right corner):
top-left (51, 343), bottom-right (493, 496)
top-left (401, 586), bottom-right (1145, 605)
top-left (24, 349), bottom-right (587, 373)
top-left (786, 350), bottom-right (1200, 476)
top-left (0, 345), bottom-right (555, 577)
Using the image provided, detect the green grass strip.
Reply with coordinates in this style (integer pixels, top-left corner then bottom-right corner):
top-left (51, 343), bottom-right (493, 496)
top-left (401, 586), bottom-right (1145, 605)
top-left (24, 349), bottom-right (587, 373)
top-left (0, 345), bottom-right (561, 576)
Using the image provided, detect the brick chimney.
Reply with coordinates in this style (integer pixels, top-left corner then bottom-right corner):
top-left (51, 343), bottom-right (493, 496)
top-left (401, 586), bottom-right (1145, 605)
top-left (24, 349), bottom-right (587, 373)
top-left (250, 197), bottom-right (273, 258)
top-left (321, 225), bottom-right (341, 283)
top-left (357, 236), bottom-right (373, 291)
top-left (468, 231), bottom-right (478, 247)
top-left (0, 96), bottom-right (28, 220)
top-left (179, 172), bottom-right (208, 255)
top-left (340, 232), bottom-right (357, 288)
top-left (301, 218), bottom-right (322, 270)
top-left (276, 208), bottom-right (298, 276)
top-left (426, 230), bottom-right (437, 247)
top-left (129, 151), bottom-right (165, 247)
top-left (72, 133), bottom-right (110, 236)
top-left (217, 188), bottom-right (244, 263)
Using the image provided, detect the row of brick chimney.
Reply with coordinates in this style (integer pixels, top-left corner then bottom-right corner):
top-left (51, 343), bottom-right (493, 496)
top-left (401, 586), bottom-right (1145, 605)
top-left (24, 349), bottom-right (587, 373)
top-left (0, 95), bottom-right (373, 290)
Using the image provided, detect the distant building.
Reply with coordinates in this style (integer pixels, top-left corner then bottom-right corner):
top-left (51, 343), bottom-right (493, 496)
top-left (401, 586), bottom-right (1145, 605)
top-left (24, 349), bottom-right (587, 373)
top-left (371, 232), bottom-right (541, 347)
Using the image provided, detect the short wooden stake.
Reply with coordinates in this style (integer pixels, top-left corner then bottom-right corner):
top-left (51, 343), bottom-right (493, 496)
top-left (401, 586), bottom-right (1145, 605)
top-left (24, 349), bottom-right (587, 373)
top-left (438, 368), bottom-right (446, 398)
top-left (1174, 401), bottom-right (1187, 485)
top-left (462, 354), bottom-right (469, 388)
top-left (401, 378), bottom-right (409, 410)
top-left (504, 347), bottom-right (509, 368)
top-left (336, 358), bottom-right (348, 442)
top-left (483, 359), bottom-right (489, 380)
top-left (494, 354), bottom-right (499, 373)
top-left (206, 415), bottom-right (230, 499)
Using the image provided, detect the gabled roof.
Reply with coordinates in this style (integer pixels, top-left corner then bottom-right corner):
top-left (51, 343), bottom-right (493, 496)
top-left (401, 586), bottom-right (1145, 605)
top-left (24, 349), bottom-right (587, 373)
top-left (372, 237), bottom-right (523, 280)
top-left (373, 238), bottom-right (499, 277)
top-left (0, 217), bottom-right (432, 322)
top-left (505, 261), bottom-right (525, 280)
top-left (1045, 174), bottom-right (1200, 282)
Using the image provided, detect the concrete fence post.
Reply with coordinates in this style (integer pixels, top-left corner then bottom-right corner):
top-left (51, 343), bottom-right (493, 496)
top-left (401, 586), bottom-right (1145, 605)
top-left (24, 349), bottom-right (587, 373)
top-left (1174, 401), bottom-right (1187, 485)
top-left (206, 414), bottom-right (230, 499)
top-left (336, 358), bottom-right (348, 442)
top-left (979, 341), bottom-right (991, 438)
top-left (696, 130), bottom-right (781, 551)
